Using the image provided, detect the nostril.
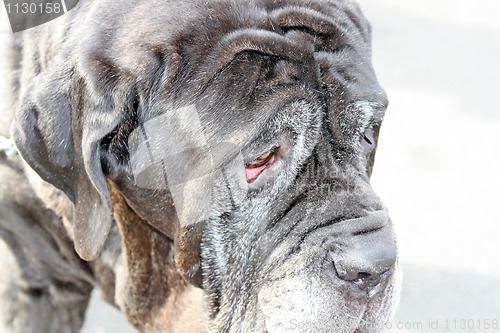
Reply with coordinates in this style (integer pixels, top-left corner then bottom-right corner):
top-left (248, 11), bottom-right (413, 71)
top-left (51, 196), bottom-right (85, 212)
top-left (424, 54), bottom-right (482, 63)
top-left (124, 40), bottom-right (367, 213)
top-left (352, 272), bottom-right (371, 285)
top-left (352, 272), bottom-right (383, 292)
top-left (341, 271), bottom-right (380, 291)
top-left (333, 260), bottom-right (388, 292)
top-left (333, 260), bottom-right (375, 284)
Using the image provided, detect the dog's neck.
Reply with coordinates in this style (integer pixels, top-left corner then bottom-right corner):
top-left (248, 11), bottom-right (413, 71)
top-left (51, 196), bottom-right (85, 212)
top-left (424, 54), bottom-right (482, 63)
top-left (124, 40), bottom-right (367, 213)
top-left (106, 179), bottom-right (208, 332)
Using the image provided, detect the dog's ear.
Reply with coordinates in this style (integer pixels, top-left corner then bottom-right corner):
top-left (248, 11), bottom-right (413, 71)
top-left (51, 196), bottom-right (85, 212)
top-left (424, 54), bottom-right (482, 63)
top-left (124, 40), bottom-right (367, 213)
top-left (12, 60), bottom-right (121, 261)
top-left (174, 222), bottom-right (204, 288)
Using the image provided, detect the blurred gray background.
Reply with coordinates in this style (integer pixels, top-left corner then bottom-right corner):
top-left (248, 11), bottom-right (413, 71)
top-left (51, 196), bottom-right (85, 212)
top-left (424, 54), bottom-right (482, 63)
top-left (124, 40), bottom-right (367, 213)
top-left (358, 0), bottom-right (500, 332)
top-left (1, 0), bottom-right (499, 332)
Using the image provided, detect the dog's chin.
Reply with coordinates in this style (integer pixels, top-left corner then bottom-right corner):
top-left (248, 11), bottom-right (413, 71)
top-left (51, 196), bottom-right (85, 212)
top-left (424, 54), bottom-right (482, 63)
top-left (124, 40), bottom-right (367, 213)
top-left (254, 268), bottom-right (400, 333)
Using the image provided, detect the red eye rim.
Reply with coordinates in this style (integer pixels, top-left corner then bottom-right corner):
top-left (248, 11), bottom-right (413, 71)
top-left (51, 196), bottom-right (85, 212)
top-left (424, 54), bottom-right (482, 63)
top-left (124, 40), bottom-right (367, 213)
top-left (245, 150), bottom-right (276, 183)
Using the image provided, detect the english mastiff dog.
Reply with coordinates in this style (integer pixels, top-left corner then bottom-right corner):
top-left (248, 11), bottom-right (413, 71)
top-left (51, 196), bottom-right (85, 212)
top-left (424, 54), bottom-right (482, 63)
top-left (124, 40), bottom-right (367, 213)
top-left (0, 0), bottom-right (400, 332)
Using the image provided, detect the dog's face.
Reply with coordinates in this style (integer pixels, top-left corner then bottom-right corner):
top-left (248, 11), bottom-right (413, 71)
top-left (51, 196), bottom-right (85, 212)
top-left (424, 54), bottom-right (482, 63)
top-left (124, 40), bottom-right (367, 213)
top-left (12, 0), bottom-right (399, 332)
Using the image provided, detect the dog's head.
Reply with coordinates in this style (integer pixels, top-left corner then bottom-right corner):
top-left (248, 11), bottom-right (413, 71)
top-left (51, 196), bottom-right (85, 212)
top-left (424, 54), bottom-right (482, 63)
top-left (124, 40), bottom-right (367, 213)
top-left (12, 0), bottom-right (399, 332)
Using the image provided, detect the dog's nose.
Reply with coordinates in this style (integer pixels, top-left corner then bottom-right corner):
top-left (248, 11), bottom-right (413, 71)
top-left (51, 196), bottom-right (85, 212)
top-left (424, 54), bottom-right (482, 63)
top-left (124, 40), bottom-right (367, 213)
top-left (330, 212), bottom-right (397, 293)
top-left (334, 258), bottom-right (393, 293)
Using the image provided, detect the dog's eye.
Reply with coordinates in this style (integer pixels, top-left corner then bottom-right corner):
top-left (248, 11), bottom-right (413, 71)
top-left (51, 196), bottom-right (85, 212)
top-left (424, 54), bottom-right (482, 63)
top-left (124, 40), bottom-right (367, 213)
top-left (245, 150), bottom-right (275, 183)
top-left (363, 134), bottom-right (373, 145)
top-left (362, 126), bottom-right (376, 146)
top-left (247, 150), bottom-right (274, 168)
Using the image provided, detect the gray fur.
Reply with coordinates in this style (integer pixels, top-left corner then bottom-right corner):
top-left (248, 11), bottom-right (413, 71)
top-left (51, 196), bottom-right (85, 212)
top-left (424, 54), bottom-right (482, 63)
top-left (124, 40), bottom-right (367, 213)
top-left (0, 0), bottom-right (400, 332)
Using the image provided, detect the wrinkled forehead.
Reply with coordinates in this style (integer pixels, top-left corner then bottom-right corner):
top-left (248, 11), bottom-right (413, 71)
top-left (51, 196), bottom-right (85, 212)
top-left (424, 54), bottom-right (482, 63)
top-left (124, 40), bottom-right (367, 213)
top-left (79, 0), bottom-right (385, 142)
top-left (170, 0), bottom-right (376, 89)
top-left (161, 1), bottom-right (384, 128)
top-left (85, 0), bottom-right (378, 89)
